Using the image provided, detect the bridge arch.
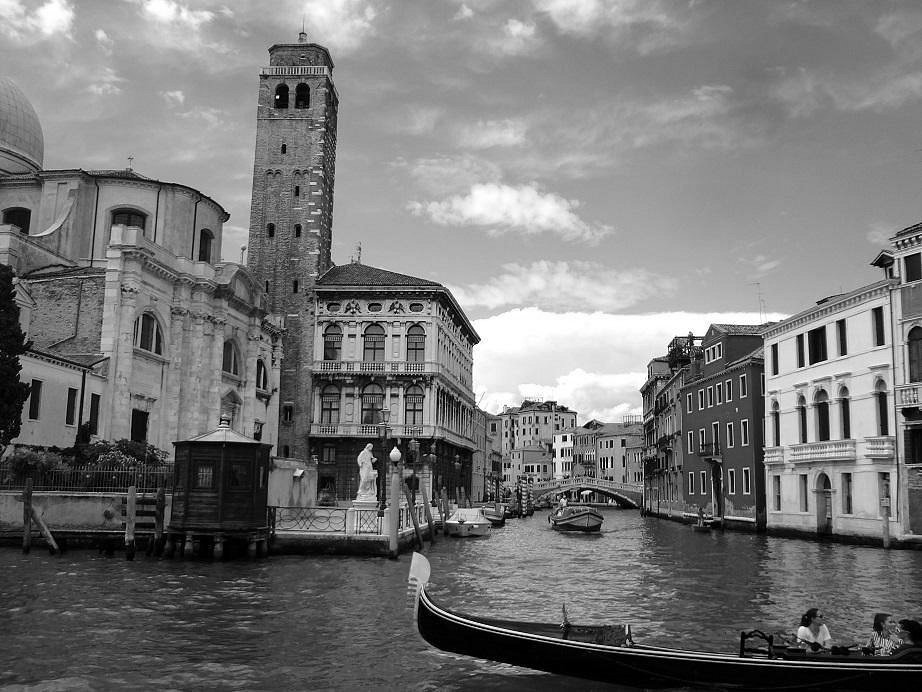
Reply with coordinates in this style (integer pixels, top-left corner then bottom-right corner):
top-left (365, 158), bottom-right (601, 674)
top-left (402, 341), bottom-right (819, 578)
top-left (533, 477), bottom-right (642, 509)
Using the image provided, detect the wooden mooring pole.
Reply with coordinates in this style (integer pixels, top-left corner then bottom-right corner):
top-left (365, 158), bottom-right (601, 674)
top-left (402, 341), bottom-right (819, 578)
top-left (125, 485), bottom-right (137, 561)
top-left (22, 477), bottom-right (33, 554)
top-left (30, 506), bottom-right (59, 555)
top-left (402, 483), bottom-right (424, 550)
top-left (420, 486), bottom-right (436, 544)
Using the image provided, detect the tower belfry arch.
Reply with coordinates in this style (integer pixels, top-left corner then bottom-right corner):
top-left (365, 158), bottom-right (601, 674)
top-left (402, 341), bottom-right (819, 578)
top-left (246, 32), bottom-right (340, 460)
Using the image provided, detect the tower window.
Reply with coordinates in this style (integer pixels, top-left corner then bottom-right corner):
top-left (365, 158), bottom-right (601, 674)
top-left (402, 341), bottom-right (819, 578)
top-left (295, 83), bottom-right (310, 109)
top-left (265, 281), bottom-right (270, 293)
top-left (222, 340), bottom-right (240, 376)
top-left (294, 224), bottom-right (302, 238)
top-left (2, 207), bottom-right (31, 234)
top-left (274, 84), bottom-right (289, 109)
top-left (198, 228), bottom-right (213, 263)
top-left (294, 185), bottom-right (300, 197)
top-left (267, 223), bottom-right (275, 238)
top-left (112, 208), bottom-right (147, 234)
top-left (292, 280), bottom-right (299, 293)
top-left (281, 144), bottom-right (287, 154)
top-left (133, 313), bottom-right (164, 355)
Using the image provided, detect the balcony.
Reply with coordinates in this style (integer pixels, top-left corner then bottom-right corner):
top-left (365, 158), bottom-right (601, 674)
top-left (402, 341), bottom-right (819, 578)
top-left (763, 446), bottom-right (784, 465)
top-left (897, 383), bottom-right (922, 408)
top-left (313, 359), bottom-right (433, 376)
top-left (309, 423), bottom-right (473, 450)
top-left (697, 442), bottom-right (721, 458)
top-left (864, 436), bottom-right (895, 461)
top-left (789, 439), bottom-right (855, 464)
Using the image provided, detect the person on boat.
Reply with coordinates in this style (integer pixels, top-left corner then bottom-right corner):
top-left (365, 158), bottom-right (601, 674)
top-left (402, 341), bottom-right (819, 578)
top-left (894, 619), bottom-right (922, 652)
top-left (865, 613), bottom-right (902, 656)
top-left (558, 496), bottom-right (567, 511)
top-left (796, 608), bottom-right (832, 651)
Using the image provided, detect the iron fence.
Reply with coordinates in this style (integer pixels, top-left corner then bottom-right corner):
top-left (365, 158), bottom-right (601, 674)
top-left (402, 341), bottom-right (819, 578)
top-left (0, 462), bottom-right (174, 493)
top-left (271, 506), bottom-right (348, 533)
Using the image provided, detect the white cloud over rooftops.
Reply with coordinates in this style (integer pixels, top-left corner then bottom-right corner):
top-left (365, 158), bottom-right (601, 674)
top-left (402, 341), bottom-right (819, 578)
top-left (407, 183), bottom-right (613, 243)
top-left (0, 0), bottom-right (74, 42)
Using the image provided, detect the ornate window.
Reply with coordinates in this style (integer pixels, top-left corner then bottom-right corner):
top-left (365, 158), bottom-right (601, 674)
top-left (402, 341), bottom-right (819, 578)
top-left (295, 83), bottom-right (310, 109)
top-left (405, 385), bottom-right (424, 426)
top-left (363, 324), bottom-right (385, 362)
top-left (222, 340), bottom-right (240, 376)
top-left (875, 381), bottom-right (889, 436)
top-left (814, 390), bottom-right (830, 441)
top-left (909, 327), bottom-right (922, 383)
top-left (112, 208), bottom-right (147, 233)
top-left (274, 84), bottom-right (289, 108)
top-left (406, 324), bottom-right (425, 363)
top-left (256, 359), bottom-right (268, 391)
top-left (320, 385), bottom-right (340, 424)
top-left (796, 395), bottom-right (807, 443)
top-left (839, 387), bottom-right (851, 439)
top-left (133, 313), bottom-right (163, 355)
top-left (323, 324), bottom-right (342, 361)
top-left (198, 228), bottom-right (213, 262)
top-left (771, 401), bottom-right (780, 447)
top-left (361, 383), bottom-right (384, 424)
top-left (2, 207), bottom-right (31, 234)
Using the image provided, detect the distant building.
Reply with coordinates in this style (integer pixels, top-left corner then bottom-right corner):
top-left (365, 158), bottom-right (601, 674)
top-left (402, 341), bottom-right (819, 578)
top-left (597, 422), bottom-right (643, 483)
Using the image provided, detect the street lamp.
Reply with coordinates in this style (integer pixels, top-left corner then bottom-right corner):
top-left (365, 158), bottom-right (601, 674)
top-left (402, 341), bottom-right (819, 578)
top-left (377, 409), bottom-right (391, 516)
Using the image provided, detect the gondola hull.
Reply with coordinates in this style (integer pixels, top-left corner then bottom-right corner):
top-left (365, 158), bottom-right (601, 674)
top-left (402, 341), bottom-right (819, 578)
top-left (409, 554), bottom-right (922, 691)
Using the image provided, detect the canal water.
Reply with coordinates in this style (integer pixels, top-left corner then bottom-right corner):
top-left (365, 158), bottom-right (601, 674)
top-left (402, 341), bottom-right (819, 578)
top-left (2, 508), bottom-right (920, 691)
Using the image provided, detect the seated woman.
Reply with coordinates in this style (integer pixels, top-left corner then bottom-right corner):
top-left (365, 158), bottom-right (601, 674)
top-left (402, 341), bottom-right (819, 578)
top-left (865, 613), bottom-right (902, 656)
top-left (893, 619), bottom-right (922, 653)
top-left (796, 608), bottom-right (832, 651)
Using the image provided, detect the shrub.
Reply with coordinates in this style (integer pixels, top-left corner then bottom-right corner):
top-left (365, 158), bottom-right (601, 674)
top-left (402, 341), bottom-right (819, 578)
top-left (7, 448), bottom-right (59, 479)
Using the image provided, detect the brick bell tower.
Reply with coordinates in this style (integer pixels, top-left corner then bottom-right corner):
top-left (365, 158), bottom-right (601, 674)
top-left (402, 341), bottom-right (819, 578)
top-left (247, 30), bottom-right (338, 460)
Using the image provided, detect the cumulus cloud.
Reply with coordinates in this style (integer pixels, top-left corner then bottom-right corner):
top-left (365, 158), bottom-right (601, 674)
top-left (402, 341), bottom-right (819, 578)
top-left (86, 66), bottom-right (124, 96)
top-left (455, 118), bottom-right (527, 149)
top-left (95, 28), bottom-right (113, 54)
top-left (473, 308), bottom-right (787, 421)
top-left (448, 260), bottom-right (677, 311)
top-left (160, 89), bottom-right (185, 107)
top-left (300, 0), bottom-right (378, 54)
top-left (394, 154), bottom-right (503, 196)
top-left (407, 183), bottom-right (613, 243)
top-left (0, 0), bottom-right (74, 42)
top-left (137, 0), bottom-right (214, 30)
top-left (454, 3), bottom-right (473, 20)
top-left (738, 254), bottom-right (781, 276)
top-left (385, 104), bottom-right (444, 136)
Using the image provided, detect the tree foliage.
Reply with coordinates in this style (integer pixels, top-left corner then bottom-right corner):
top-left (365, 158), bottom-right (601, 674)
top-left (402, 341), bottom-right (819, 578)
top-left (0, 265), bottom-right (30, 451)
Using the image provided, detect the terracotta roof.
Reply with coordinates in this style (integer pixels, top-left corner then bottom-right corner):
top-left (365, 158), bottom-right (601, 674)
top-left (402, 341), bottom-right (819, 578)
top-left (316, 262), bottom-right (441, 287)
top-left (85, 168), bottom-right (155, 180)
top-left (709, 323), bottom-right (767, 336)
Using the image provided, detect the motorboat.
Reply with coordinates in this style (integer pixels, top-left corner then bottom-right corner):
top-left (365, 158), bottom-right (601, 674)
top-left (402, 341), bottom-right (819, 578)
top-left (444, 508), bottom-right (491, 537)
top-left (407, 553), bottom-right (922, 690)
top-left (548, 505), bottom-right (603, 532)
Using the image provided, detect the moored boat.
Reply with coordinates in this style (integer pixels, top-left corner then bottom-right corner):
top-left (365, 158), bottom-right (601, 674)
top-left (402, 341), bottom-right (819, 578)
top-left (407, 553), bottom-right (922, 691)
top-left (481, 504), bottom-right (506, 527)
top-left (444, 508), bottom-right (491, 537)
top-left (548, 505), bottom-right (603, 532)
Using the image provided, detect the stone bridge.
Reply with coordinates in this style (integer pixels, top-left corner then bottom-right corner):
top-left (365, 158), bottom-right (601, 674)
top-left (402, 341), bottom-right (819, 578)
top-left (532, 477), bottom-right (643, 509)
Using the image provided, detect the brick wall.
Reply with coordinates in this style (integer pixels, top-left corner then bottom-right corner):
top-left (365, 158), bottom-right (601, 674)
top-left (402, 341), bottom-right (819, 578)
top-left (26, 271), bottom-right (105, 353)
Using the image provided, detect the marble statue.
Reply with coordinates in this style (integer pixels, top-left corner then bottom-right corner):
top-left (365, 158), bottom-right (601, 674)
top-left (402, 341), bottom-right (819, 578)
top-left (356, 443), bottom-right (378, 501)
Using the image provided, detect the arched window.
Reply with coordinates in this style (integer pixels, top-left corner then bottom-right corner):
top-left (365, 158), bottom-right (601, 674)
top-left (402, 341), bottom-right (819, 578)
top-left (2, 207), bottom-right (31, 234)
top-left (363, 324), bottom-right (385, 362)
top-left (406, 324), bottom-right (425, 363)
top-left (222, 340), bottom-right (240, 376)
top-left (294, 224), bottom-right (302, 238)
top-left (839, 387), bottom-right (851, 439)
top-left (320, 384), bottom-right (340, 424)
top-left (274, 84), bottom-right (289, 108)
top-left (909, 327), bottom-right (922, 383)
top-left (796, 395), bottom-right (807, 443)
top-left (875, 381), bottom-right (889, 436)
top-left (255, 359), bottom-right (268, 390)
top-left (198, 228), bottom-right (213, 262)
top-left (295, 83), bottom-right (310, 109)
top-left (814, 390), bottom-right (830, 441)
top-left (361, 383), bottom-right (384, 424)
top-left (133, 313), bottom-right (164, 355)
top-left (266, 223), bottom-right (275, 238)
top-left (771, 401), bottom-right (780, 447)
top-left (112, 208), bottom-right (147, 233)
top-left (405, 384), bottom-right (424, 425)
top-left (323, 324), bottom-right (342, 361)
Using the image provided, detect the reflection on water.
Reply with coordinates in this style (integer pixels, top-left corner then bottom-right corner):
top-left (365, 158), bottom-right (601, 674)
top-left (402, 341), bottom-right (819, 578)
top-left (1, 509), bottom-right (920, 690)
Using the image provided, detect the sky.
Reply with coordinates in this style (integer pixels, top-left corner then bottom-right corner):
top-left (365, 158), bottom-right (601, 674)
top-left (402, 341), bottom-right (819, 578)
top-left (3, 0), bottom-right (922, 422)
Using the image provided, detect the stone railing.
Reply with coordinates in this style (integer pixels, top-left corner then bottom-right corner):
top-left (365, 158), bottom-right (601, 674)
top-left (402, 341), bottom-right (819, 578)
top-left (789, 439), bottom-right (855, 463)
top-left (896, 383), bottom-right (922, 407)
top-left (864, 436), bottom-right (895, 460)
top-left (763, 447), bottom-right (784, 465)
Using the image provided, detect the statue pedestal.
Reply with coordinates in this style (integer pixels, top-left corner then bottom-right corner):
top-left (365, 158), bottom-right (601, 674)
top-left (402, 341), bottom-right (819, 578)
top-left (347, 500), bottom-right (380, 535)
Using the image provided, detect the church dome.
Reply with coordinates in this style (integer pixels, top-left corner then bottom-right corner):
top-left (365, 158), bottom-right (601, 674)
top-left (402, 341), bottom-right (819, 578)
top-left (0, 77), bottom-right (44, 175)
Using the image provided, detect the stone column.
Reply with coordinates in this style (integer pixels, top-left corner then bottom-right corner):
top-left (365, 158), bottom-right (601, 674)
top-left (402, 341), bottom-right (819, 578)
top-left (207, 317), bottom-right (227, 430)
top-left (163, 305), bottom-right (187, 444)
top-left (110, 282), bottom-right (140, 441)
top-left (186, 311), bottom-right (206, 434)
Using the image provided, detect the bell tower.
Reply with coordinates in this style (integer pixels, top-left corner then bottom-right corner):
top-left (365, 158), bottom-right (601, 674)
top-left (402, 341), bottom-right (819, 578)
top-left (247, 31), bottom-right (338, 459)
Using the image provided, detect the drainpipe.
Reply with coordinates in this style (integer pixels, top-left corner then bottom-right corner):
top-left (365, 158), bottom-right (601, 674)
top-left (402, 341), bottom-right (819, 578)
top-left (191, 195), bottom-right (201, 259)
top-left (153, 184), bottom-right (162, 244)
top-left (90, 178), bottom-right (100, 265)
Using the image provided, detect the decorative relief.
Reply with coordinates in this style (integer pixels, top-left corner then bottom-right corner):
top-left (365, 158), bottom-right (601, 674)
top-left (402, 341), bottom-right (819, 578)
top-left (388, 301), bottom-right (405, 314)
top-left (344, 299), bottom-right (361, 315)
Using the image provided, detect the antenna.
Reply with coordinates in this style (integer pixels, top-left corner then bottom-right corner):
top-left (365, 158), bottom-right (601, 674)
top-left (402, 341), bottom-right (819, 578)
top-left (239, 245), bottom-right (247, 264)
top-left (127, 153), bottom-right (134, 171)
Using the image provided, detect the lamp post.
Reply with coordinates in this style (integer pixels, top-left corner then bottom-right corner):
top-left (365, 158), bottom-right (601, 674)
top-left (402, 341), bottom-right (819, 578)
top-left (453, 453), bottom-right (462, 505)
top-left (387, 442), bottom-right (402, 558)
top-left (377, 409), bottom-right (391, 517)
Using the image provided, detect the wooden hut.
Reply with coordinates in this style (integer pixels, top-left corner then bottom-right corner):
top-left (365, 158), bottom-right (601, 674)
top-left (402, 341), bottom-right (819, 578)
top-left (167, 418), bottom-right (271, 559)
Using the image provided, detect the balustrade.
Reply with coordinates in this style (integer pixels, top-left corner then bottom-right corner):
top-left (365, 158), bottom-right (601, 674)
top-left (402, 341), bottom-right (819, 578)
top-left (789, 439), bottom-right (855, 463)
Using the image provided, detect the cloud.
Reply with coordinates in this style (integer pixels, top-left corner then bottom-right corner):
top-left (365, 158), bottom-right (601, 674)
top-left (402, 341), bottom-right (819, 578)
top-left (95, 28), bottom-right (113, 54)
top-left (473, 308), bottom-right (787, 421)
top-left (455, 118), bottom-right (527, 148)
top-left (772, 66), bottom-right (922, 116)
top-left (866, 222), bottom-right (894, 246)
top-left (489, 17), bottom-right (538, 56)
top-left (300, 0), bottom-right (379, 54)
top-left (137, 0), bottom-right (214, 30)
top-left (407, 183), bottom-right (613, 243)
top-left (0, 0), bottom-right (74, 42)
top-left (448, 260), bottom-right (677, 311)
top-left (86, 66), bottom-right (124, 96)
top-left (385, 105), bottom-right (444, 136)
top-left (394, 154), bottom-right (503, 196)
top-left (160, 90), bottom-right (185, 107)
top-left (454, 3), bottom-right (473, 20)
top-left (738, 254), bottom-right (781, 276)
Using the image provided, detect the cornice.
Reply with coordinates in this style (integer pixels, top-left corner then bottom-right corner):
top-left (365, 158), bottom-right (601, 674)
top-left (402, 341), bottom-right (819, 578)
top-left (763, 280), bottom-right (895, 339)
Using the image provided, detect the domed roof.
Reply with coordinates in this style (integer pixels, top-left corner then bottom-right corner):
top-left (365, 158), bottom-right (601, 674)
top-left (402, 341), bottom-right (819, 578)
top-left (0, 77), bottom-right (44, 174)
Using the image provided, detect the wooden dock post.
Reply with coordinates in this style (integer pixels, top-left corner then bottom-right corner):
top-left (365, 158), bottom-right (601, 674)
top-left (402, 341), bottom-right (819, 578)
top-left (125, 485), bottom-right (137, 561)
top-left (420, 486), bottom-right (436, 544)
top-left (22, 477), bottom-right (32, 554)
top-left (148, 486), bottom-right (166, 556)
top-left (30, 507), bottom-right (59, 555)
top-left (402, 483), bottom-right (424, 549)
